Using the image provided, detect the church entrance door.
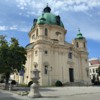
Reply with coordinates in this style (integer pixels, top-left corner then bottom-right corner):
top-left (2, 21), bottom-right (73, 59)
top-left (69, 68), bottom-right (74, 82)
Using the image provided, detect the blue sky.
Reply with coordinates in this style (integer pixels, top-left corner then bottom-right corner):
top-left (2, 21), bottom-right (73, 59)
top-left (0, 0), bottom-right (100, 59)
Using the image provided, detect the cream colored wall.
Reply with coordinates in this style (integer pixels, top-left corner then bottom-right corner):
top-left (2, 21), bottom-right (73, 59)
top-left (24, 50), bottom-right (34, 84)
top-left (29, 25), bottom-right (66, 45)
top-left (23, 24), bottom-right (91, 86)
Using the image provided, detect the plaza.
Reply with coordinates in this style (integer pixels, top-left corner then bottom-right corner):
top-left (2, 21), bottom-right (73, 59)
top-left (0, 86), bottom-right (100, 100)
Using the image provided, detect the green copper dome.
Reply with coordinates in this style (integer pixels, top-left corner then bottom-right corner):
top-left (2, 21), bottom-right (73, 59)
top-left (76, 29), bottom-right (84, 39)
top-left (37, 13), bottom-right (64, 27)
top-left (31, 5), bottom-right (64, 31)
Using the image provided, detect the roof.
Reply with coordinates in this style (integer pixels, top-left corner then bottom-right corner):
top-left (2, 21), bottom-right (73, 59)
top-left (76, 29), bottom-right (85, 39)
top-left (37, 13), bottom-right (64, 27)
top-left (89, 59), bottom-right (100, 65)
top-left (30, 5), bottom-right (64, 31)
top-left (25, 43), bottom-right (34, 50)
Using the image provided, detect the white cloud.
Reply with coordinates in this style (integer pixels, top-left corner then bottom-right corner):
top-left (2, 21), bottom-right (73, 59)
top-left (9, 25), bottom-right (17, 30)
top-left (15, 0), bottom-right (100, 16)
top-left (6, 0), bottom-right (99, 42)
top-left (0, 26), bottom-right (7, 31)
top-left (83, 28), bottom-right (100, 42)
top-left (0, 25), bottom-right (30, 32)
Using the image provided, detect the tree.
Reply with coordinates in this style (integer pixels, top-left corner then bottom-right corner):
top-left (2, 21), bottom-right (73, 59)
top-left (0, 37), bottom-right (27, 89)
top-left (96, 66), bottom-right (100, 83)
top-left (97, 66), bottom-right (100, 76)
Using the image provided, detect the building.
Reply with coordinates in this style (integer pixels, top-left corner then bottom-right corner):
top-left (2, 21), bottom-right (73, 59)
top-left (24, 5), bottom-right (91, 86)
top-left (89, 58), bottom-right (100, 80)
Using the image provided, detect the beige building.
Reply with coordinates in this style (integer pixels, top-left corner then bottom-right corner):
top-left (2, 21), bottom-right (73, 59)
top-left (89, 58), bottom-right (100, 80)
top-left (24, 5), bottom-right (91, 86)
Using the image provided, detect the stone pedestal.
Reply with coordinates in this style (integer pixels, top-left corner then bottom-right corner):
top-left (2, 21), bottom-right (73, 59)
top-left (28, 83), bottom-right (41, 98)
top-left (28, 68), bottom-right (41, 98)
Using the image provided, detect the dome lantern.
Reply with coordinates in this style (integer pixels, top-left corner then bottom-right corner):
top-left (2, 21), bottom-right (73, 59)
top-left (43, 4), bottom-right (51, 13)
top-left (76, 28), bottom-right (84, 39)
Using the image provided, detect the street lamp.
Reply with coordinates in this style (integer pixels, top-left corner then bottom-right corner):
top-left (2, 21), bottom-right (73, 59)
top-left (9, 79), bottom-right (12, 91)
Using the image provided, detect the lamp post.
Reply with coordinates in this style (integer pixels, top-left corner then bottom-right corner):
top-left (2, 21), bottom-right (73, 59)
top-left (28, 68), bottom-right (41, 98)
top-left (9, 79), bottom-right (12, 91)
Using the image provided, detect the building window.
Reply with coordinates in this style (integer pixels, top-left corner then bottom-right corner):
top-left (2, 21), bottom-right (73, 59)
top-left (44, 65), bottom-right (48, 74)
top-left (84, 42), bottom-right (86, 48)
top-left (90, 69), bottom-right (91, 73)
top-left (96, 68), bottom-right (98, 73)
top-left (68, 52), bottom-right (72, 59)
top-left (93, 69), bottom-right (95, 73)
top-left (35, 51), bottom-right (37, 54)
top-left (32, 34), bottom-right (35, 39)
top-left (36, 29), bottom-right (38, 36)
top-left (34, 65), bottom-right (37, 68)
top-left (76, 42), bottom-right (79, 47)
top-left (44, 50), bottom-right (48, 54)
top-left (45, 28), bottom-right (48, 36)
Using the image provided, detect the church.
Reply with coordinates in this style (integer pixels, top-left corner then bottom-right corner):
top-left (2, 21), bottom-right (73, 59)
top-left (24, 5), bottom-right (91, 86)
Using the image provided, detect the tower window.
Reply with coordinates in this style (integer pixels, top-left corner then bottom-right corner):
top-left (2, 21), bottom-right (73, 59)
top-left (36, 29), bottom-right (38, 36)
top-left (45, 28), bottom-right (48, 36)
top-left (56, 16), bottom-right (60, 25)
top-left (68, 52), bottom-right (72, 59)
top-left (44, 50), bottom-right (48, 54)
top-left (76, 42), bottom-right (79, 47)
top-left (44, 65), bottom-right (48, 74)
top-left (84, 42), bottom-right (86, 48)
top-left (32, 34), bottom-right (35, 39)
top-left (35, 51), bottom-right (37, 54)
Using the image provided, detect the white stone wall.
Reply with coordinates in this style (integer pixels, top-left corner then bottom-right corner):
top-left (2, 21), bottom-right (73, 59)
top-left (89, 64), bottom-right (99, 79)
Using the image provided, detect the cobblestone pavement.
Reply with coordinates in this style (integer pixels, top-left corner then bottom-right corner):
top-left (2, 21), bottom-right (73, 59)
top-left (0, 86), bottom-right (100, 100)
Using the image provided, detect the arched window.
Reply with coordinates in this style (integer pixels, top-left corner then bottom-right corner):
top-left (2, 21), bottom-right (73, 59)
top-left (36, 29), bottom-right (38, 36)
top-left (45, 28), bottom-right (48, 36)
top-left (32, 34), bottom-right (35, 39)
top-left (44, 65), bottom-right (48, 74)
top-left (44, 50), bottom-right (48, 54)
top-left (68, 52), bottom-right (72, 59)
top-left (76, 42), bottom-right (79, 47)
top-left (84, 42), bottom-right (86, 48)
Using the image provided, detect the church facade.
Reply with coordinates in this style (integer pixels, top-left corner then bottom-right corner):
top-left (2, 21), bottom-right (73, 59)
top-left (24, 6), bottom-right (90, 86)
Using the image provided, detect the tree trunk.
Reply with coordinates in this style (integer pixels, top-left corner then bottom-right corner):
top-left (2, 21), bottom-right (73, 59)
top-left (5, 72), bottom-right (10, 90)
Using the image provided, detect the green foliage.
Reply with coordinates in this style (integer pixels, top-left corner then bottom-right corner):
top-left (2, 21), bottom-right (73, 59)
top-left (11, 80), bottom-right (16, 85)
top-left (0, 80), bottom-right (4, 83)
top-left (28, 81), bottom-right (33, 87)
top-left (0, 37), bottom-right (27, 85)
top-left (19, 83), bottom-right (28, 87)
top-left (97, 66), bottom-right (100, 76)
top-left (55, 80), bottom-right (63, 87)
